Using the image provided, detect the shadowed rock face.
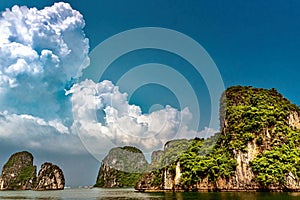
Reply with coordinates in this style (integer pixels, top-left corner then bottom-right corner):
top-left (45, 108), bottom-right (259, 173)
top-left (35, 162), bottom-right (65, 190)
top-left (95, 146), bottom-right (149, 188)
top-left (0, 151), bottom-right (36, 190)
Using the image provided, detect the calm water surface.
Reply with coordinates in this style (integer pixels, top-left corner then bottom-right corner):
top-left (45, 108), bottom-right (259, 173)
top-left (0, 188), bottom-right (299, 200)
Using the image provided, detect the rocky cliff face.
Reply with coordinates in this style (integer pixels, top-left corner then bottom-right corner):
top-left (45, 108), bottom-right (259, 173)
top-left (95, 146), bottom-right (149, 188)
top-left (288, 111), bottom-right (300, 129)
top-left (135, 86), bottom-right (300, 192)
top-left (149, 150), bottom-right (164, 170)
top-left (35, 162), bottom-right (65, 190)
top-left (0, 151), bottom-right (36, 190)
top-left (0, 151), bottom-right (65, 190)
top-left (135, 139), bottom-right (190, 191)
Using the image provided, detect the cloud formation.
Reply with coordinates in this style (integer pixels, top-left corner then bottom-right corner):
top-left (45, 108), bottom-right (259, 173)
top-left (0, 111), bottom-right (85, 154)
top-left (68, 79), bottom-right (216, 158)
top-left (0, 2), bottom-right (89, 120)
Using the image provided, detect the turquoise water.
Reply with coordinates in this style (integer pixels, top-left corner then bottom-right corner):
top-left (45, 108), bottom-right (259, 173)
top-left (0, 188), bottom-right (299, 200)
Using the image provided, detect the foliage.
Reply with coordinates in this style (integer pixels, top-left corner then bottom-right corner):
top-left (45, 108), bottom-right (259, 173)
top-left (94, 178), bottom-right (105, 187)
top-left (149, 170), bottom-right (164, 187)
top-left (161, 139), bottom-right (191, 167)
top-left (223, 86), bottom-right (300, 187)
top-left (121, 146), bottom-right (143, 154)
top-left (169, 86), bottom-right (299, 188)
top-left (179, 138), bottom-right (236, 186)
top-left (114, 170), bottom-right (143, 187)
top-left (2, 151), bottom-right (36, 190)
top-left (220, 86), bottom-right (299, 152)
top-left (95, 168), bottom-right (143, 188)
top-left (18, 166), bottom-right (36, 183)
top-left (134, 86), bottom-right (300, 190)
top-left (8, 165), bottom-right (36, 190)
top-left (256, 134), bottom-right (263, 145)
top-left (250, 129), bottom-right (300, 186)
top-left (143, 140), bottom-right (193, 187)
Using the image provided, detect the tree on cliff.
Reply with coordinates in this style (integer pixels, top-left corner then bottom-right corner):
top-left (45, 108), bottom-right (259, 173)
top-left (136, 86), bottom-right (300, 192)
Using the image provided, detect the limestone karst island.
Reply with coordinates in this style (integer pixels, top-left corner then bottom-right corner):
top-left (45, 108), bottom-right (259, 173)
top-left (95, 86), bottom-right (300, 192)
top-left (0, 151), bottom-right (65, 190)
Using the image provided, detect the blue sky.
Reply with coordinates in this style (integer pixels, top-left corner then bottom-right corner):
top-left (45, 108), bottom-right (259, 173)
top-left (1, 0), bottom-right (299, 106)
top-left (0, 0), bottom-right (299, 187)
top-left (72, 0), bottom-right (300, 106)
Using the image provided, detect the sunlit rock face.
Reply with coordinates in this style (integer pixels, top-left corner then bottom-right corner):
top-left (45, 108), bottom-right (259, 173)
top-left (35, 162), bottom-right (65, 190)
top-left (288, 111), bottom-right (300, 129)
top-left (0, 151), bottom-right (36, 190)
top-left (0, 151), bottom-right (65, 191)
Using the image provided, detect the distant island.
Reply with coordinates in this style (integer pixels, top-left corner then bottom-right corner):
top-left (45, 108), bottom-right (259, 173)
top-left (0, 151), bottom-right (65, 190)
top-left (96, 86), bottom-right (300, 192)
top-left (95, 146), bottom-right (148, 188)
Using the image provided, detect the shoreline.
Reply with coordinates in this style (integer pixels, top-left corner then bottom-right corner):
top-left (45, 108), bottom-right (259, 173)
top-left (136, 189), bottom-right (300, 193)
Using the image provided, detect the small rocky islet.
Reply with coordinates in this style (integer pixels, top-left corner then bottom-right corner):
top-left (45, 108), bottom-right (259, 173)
top-left (0, 151), bottom-right (64, 190)
top-left (95, 146), bottom-right (149, 188)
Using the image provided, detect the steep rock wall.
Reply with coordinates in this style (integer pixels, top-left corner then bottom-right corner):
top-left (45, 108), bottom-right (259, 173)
top-left (95, 146), bottom-right (149, 188)
top-left (35, 162), bottom-right (65, 190)
top-left (0, 151), bottom-right (36, 190)
top-left (0, 151), bottom-right (65, 191)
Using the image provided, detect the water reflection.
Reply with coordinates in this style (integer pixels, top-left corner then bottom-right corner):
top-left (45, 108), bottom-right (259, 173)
top-left (0, 189), bottom-right (299, 200)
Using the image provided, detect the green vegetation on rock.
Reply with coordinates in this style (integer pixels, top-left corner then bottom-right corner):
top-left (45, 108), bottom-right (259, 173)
top-left (95, 169), bottom-right (142, 188)
top-left (136, 86), bottom-right (300, 191)
top-left (221, 86), bottom-right (299, 152)
top-left (150, 139), bottom-right (190, 171)
top-left (1, 151), bottom-right (65, 191)
top-left (95, 146), bottom-right (149, 188)
top-left (1, 151), bottom-right (36, 190)
top-left (115, 171), bottom-right (142, 187)
top-left (19, 166), bottom-right (36, 183)
top-left (221, 86), bottom-right (300, 187)
top-left (250, 145), bottom-right (300, 187)
top-left (180, 137), bottom-right (236, 186)
top-left (120, 146), bottom-right (143, 154)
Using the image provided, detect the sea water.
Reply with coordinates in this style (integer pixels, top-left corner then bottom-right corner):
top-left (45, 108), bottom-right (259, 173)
top-left (0, 188), bottom-right (299, 200)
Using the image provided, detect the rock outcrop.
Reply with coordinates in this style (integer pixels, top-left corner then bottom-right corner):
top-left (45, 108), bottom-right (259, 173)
top-left (0, 151), bottom-right (65, 191)
top-left (0, 151), bottom-right (36, 190)
top-left (288, 111), bottom-right (300, 129)
top-left (35, 162), bottom-right (65, 190)
top-left (135, 86), bottom-right (300, 192)
top-left (149, 150), bottom-right (164, 170)
top-left (95, 146), bottom-right (149, 188)
top-left (135, 139), bottom-right (191, 191)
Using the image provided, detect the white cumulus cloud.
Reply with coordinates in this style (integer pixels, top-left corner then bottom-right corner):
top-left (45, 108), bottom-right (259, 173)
top-left (68, 79), bottom-right (217, 159)
top-left (0, 2), bottom-right (89, 120)
top-left (0, 111), bottom-right (84, 154)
